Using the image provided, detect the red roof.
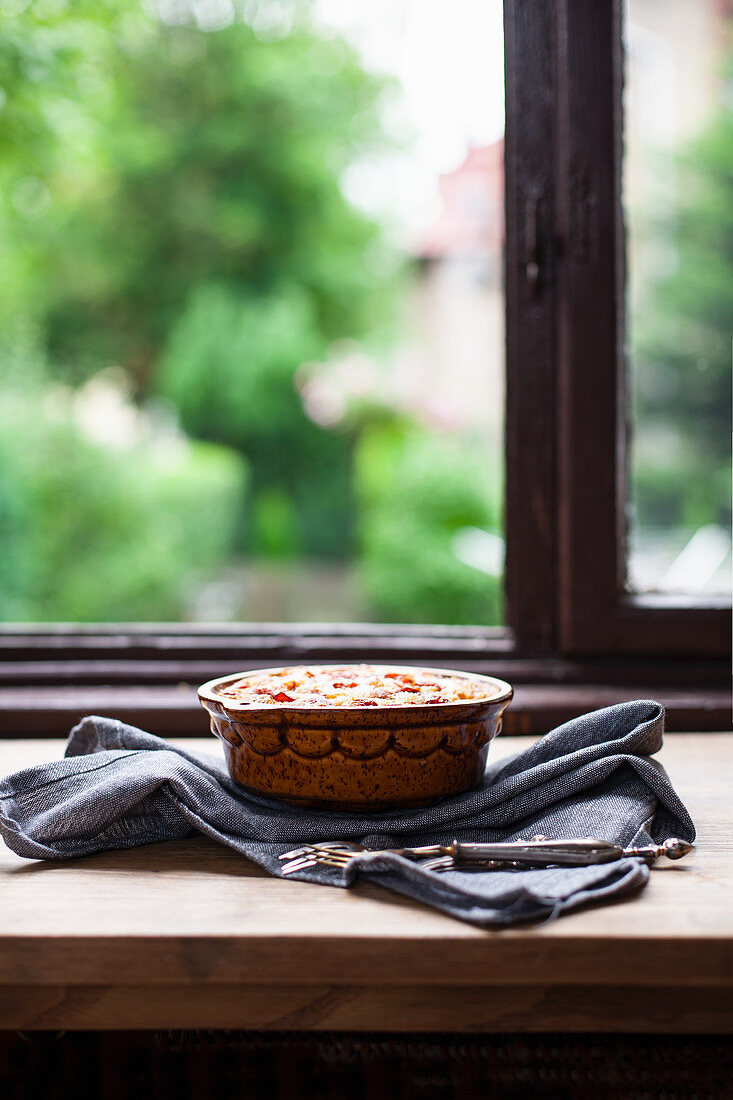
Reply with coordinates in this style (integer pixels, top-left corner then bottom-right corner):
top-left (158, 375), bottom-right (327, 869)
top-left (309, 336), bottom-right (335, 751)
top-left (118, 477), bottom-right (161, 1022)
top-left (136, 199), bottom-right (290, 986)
top-left (416, 139), bottom-right (504, 259)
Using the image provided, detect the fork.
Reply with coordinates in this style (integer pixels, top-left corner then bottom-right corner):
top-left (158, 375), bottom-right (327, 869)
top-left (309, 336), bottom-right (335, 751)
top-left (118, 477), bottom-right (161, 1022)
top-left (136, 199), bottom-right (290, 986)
top-left (279, 841), bottom-right (444, 875)
top-left (278, 836), bottom-right (692, 875)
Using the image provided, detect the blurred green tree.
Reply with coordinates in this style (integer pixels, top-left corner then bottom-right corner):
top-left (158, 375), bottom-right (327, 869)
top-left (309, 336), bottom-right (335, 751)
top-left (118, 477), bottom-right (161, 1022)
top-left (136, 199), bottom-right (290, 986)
top-left (0, 352), bottom-right (247, 621)
top-left (158, 282), bottom-right (356, 557)
top-left (356, 422), bottom-right (502, 625)
top-left (631, 83), bottom-right (733, 531)
top-left (0, 2), bottom-right (397, 559)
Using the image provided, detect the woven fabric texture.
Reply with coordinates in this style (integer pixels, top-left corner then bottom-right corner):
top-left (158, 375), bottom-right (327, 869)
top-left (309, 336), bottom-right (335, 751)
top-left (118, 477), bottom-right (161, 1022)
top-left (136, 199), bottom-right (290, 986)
top-left (0, 701), bottom-right (695, 926)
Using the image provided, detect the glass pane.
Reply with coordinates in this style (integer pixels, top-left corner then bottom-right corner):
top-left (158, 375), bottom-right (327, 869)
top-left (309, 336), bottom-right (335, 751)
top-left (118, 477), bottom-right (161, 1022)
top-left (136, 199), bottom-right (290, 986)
top-left (0, 0), bottom-right (505, 625)
top-left (624, 0), bottom-right (732, 596)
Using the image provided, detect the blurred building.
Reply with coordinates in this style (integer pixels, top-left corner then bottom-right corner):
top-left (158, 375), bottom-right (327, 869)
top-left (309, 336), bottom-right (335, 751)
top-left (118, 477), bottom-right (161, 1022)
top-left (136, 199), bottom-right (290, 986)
top-left (407, 140), bottom-right (505, 437)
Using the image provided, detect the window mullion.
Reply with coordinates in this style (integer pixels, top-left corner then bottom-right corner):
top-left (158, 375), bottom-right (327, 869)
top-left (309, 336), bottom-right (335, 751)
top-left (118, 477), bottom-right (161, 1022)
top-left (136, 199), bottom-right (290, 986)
top-left (503, 0), bottom-right (559, 655)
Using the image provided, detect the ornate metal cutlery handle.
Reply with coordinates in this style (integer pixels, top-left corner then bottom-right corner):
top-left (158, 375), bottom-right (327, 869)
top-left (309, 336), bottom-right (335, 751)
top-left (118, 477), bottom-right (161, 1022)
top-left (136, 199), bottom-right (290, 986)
top-left (444, 836), bottom-right (692, 868)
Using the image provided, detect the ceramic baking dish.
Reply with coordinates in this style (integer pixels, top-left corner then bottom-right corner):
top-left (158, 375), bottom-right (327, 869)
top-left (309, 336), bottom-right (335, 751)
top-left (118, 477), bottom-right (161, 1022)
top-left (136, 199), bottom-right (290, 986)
top-left (198, 664), bottom-right (513, 811)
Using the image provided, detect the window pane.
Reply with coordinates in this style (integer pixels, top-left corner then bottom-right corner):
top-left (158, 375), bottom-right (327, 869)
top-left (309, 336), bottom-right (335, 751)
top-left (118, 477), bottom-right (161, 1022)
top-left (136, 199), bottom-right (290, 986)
top-left (0, 0), bottom-right (505, 625)
top-left (624, 0), bottom-right (732, 596)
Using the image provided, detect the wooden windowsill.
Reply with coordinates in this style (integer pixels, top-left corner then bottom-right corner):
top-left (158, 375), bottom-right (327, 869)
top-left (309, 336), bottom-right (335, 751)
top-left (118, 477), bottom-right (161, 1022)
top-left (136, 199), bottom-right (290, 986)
top-left (1, 732), bottom-right (732, 1033)
top-left (0, 680), bottom-right (730, 738)
top-left (0, 683), bottom-right (729, 738)
top-left (1, 623), bottom-right (728, 734)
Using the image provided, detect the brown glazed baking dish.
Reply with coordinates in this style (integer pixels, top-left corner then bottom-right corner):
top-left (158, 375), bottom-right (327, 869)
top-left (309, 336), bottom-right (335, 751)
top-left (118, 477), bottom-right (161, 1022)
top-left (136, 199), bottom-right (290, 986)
top-left (198, 665), bottom-right (513, 811)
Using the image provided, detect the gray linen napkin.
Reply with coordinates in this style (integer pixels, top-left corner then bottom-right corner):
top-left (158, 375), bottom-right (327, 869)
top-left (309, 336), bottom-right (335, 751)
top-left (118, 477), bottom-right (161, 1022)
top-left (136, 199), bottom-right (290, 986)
top-left (0, 700), bottom-right (694, 926)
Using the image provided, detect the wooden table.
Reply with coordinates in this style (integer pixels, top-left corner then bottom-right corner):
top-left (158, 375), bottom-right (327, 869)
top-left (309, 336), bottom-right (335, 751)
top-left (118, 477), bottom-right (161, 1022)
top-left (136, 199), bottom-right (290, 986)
top-left (1, 735), bottom-right (732, 1033)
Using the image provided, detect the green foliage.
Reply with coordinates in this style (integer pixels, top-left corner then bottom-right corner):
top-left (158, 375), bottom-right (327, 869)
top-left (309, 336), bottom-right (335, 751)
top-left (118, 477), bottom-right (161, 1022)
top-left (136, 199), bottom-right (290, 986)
top-left (631, 88), bottom-right (733, 528)
top-left (0, 5), bottom-right (507, 625)
top-left (251, 488), bottom-right (299, 559)
top-left (0, 2), bottom-right (397, 385)
top-left (0, 2), bottom-right (398, 582)
top-left (158, 282), bottom-right (355, 557)
top-left (356, 424), bottom-right (502, 624)
top-left (0, 356), bottom-right (247, 621)
top-left (158, 283), bottom-right (319, 452)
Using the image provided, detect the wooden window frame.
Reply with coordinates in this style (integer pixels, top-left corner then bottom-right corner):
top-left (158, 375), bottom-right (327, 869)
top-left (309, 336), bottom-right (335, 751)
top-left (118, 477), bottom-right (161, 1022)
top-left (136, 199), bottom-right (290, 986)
top-left (553, 0), bottom-right (730, 658)
top-left (0, 0), bottom-right (729, 735)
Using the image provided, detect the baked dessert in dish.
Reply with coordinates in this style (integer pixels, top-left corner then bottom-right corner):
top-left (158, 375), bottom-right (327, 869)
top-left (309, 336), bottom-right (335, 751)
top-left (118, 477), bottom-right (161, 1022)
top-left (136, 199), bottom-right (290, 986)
top-left (216, 664), bottom-right (489, 708)
top-left (199, 664), bottom-right (513, 810)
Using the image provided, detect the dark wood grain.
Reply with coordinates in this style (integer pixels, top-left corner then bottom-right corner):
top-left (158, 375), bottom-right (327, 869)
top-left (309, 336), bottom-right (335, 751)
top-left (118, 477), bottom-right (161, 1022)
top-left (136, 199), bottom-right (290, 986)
top-left (4, 983), bottom-right (732, 1033)
top-left (1, 655), bottom-right (728, 686)
top-left (504, 0), bottom-right (557, 654)
top-left (0, 624), bottom-right (509, 663)
top-left (0, 683), bottom-right (728, 737)
top-left (554, 0), bottom-right (731, 656)
top-left (555, 0), bottom-right (620, 652)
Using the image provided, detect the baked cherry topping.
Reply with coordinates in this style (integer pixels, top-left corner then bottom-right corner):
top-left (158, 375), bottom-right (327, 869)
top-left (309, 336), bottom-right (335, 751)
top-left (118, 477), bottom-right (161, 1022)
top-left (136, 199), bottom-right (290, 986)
top-left (217, 665), bottom-right (489, 708)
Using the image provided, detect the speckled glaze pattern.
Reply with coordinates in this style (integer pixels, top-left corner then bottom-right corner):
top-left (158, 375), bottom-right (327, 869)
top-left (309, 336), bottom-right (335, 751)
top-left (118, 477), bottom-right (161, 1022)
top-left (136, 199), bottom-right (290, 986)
top-left (198, 666), bottom-right (513, 810)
